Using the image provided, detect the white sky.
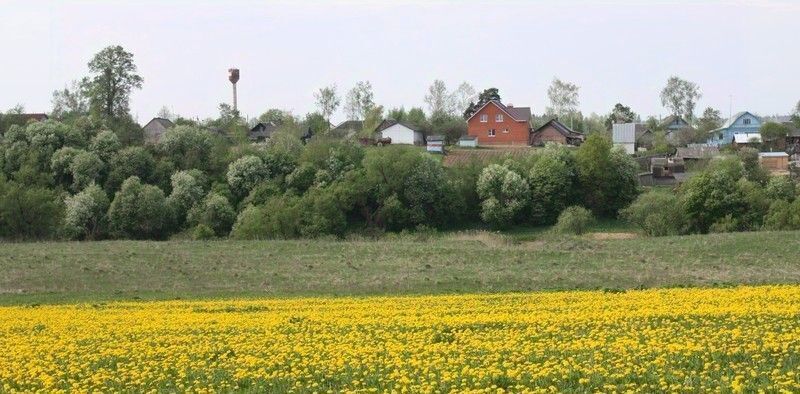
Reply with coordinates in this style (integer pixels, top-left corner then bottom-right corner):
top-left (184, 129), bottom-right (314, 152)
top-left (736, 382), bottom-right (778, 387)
top-left (1, 0), bottom-right (799, 124)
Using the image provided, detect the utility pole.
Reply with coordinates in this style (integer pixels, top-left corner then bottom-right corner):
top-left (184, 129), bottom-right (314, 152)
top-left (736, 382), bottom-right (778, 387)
top-left (729, 95), bottom-right (733, 120)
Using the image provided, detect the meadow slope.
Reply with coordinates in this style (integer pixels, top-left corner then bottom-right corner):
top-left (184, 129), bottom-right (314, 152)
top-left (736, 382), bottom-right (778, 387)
top-left (1, 230), bottom-right (799, 304)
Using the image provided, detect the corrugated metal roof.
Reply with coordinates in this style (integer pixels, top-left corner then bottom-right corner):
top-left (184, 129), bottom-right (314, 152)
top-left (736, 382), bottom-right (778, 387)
top-left (733, 133), bottom-right (761, 143)
top-left (759, 152), bottom-right (788, 157)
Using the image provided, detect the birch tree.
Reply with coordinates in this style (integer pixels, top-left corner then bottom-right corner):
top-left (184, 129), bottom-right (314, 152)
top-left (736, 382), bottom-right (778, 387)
top-left (546, 78), bottom-right (580, 127)
top-left (660, 76), bottom-right (702, 121)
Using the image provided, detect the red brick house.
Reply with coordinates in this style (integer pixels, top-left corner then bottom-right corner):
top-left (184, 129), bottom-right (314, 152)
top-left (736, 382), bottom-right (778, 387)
top-left (466, 100), bottom-right (532, 146)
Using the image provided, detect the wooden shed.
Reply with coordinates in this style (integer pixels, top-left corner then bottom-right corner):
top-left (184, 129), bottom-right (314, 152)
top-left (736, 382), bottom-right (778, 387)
top-left (759, 152), bottom-right (789, 171)
top-left (426, 135), bottom-right (445, 154)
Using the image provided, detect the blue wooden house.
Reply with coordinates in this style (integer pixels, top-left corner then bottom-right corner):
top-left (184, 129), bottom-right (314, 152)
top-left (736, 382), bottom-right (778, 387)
top-left (707, 111), bottom-right (762, 146)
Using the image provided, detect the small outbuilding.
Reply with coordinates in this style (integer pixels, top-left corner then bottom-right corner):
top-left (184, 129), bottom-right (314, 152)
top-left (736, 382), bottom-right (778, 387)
top-left (142, 117), bottom-right (175, 144)
top-left (530, 118), bottom-right (584, 146)
top-left (329, 120), bottom-right (364, 139)
top-left (458, 135), bottom-right (478, 148)
top-left (426, 135), bottom-right (445, 154)
top-left (676, 145), bottom-right (720, 160)
top-left (248, 122), bottom-right (279, 142)
top-left (759, 152), bottom-right (789, 172)
top-left (612, 123), bottom-right (650, 154)
top-left (375, 119), bottom-right (424, 145)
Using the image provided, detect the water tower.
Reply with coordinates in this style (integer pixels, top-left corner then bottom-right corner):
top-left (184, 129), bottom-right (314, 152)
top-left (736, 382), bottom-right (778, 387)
top-left (228, 68), bottom-right (240, 111)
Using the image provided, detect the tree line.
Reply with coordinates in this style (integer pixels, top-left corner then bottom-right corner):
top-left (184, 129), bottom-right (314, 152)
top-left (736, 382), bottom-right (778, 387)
top-left (2, 45), bottom-right (800, 241)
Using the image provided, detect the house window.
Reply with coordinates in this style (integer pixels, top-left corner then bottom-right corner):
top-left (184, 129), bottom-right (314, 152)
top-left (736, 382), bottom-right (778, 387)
top-left (495, 114), bottom-right (504, 122)
top-left (488, 129), bottom-right (496, 137)
top-left (480, 114), bottom-right (488, 123)
top-left (743, 118), bottom-right (751, 125)
top-left (502, 128), bottom-right (509, 133)
top-left (719, 133), bottom-right (723, 140)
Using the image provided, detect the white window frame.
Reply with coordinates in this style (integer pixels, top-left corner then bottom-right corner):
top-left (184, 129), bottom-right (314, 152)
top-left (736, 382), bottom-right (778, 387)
top-left (488, 129), bottom-right (496, 137)
top-left (480, 114), bottom-right (488, 123)
top-left (495, 114), bottom-right (504, 122)
top-left (502, 128), bottom-right (509, 134)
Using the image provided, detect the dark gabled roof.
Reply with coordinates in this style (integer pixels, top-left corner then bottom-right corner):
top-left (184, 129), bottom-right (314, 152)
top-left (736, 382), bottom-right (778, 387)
top-left (466, 100), bottom-right (532, 123)
top-left (21, 113), bottom-right (49, 122)
top-left (248, 122), bottom-right (279, 139)
top-left (375, 119), bottom-right (422, 133)
top-left (143, 117), bottom-right (174, 130)
top-left (532, 118), bottom-right (583, 138)
top-left (658, 114), bottom-right (689, 128)
top-left (329, 120), bottom-right (364, 138)
top-left (502, 104), bottom-right (532, 122)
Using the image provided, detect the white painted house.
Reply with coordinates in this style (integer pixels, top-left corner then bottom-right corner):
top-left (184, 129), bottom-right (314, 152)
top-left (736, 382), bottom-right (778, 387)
top-left (375, 119), bottom-right (425, 145)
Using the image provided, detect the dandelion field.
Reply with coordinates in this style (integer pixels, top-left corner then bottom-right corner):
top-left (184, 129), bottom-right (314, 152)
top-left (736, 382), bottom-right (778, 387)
top-left (2, 286), bottom-right (799, 392)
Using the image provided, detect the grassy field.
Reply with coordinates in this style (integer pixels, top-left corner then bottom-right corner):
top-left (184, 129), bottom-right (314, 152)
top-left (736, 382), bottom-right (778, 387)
top-left (2, 229), bottom-right (799, 305)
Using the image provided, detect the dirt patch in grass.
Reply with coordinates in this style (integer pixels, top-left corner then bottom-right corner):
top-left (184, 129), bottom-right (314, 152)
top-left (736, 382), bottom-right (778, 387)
top-left (589, 232), bottom-right (639, 240)
top-left (444, 231), bottom-right (512, 248)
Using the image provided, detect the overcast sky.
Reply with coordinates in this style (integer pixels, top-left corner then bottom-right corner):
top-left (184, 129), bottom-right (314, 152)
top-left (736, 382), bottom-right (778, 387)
top-left (2, 0), bottom-right (799, 124)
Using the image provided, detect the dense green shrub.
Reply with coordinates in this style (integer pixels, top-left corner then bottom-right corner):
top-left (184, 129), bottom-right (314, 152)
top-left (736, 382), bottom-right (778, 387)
top-left (226, 155), bottom-right (269, 198)
top-left (105, 147), bottom-right (155, 193)
top-left (575, 134), bottom-right (639, 216)
top-left (446, 160), bottom-right (483, 224)
top-left (239, 181), bottom-right (282, 209)
top-left (231, 196), bottom-right (302, 239)
top-left (709, 214), bottom-right (739, 233)
top-left (737, 179), bottom-right (770, 231)
top-left (50, 147), bottom-right (83, 186)
top-left (192, 224), bottom-right (216, 240)
top-left (108, 176), bottom-right (170, 239)
top-left (229, 204), bottom-right (269, 239)
top-left (187, 193), bottom-right (236, 236)
top-left (69, 151), bottom-right (104, 191)
top-left (620, 191), bottom-right (686, 236)
top-left (157, 125), bottom-right (214, 171)
top-left (89, 130), bottom-right (121, 162)
top-left (528, 146), bottom-right (578, 224)
top-left (299, 188), bottom-right (347, 237)
top-left (738, 147), bottom-right (770, 185)
top-left (554, 206), bottom-right (594, 235)
top-left (765, 176), bottom-right (796, 202)
top-left (362, 146), bottom-right (456, 230)
top-left (0, 179), bottom-right (63, 239)
top-left (285, 163), bottom-right (316, 193)
top-left (476, 164), bottom-right (529, 229)
top-left (763, 200), bottom-right (800, 231)
top-left (680, 170), bottom-right (748, 233)
top-left (63, 183), bottom-right (109, 240)
top-left (166, 170), bottom-right (206, 227)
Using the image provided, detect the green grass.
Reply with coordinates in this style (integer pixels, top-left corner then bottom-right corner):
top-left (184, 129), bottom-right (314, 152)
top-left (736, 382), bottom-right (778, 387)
top-left (2, 229), bottom-right (799, 305)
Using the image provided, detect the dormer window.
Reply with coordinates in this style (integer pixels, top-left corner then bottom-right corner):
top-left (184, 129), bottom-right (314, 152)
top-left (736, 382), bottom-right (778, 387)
top-left (495, 114), bottom-right (504, 122)
top-left (743, 118), bottom-right (751, 125)
top-left (480, 114), bottom-right (488, 123)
